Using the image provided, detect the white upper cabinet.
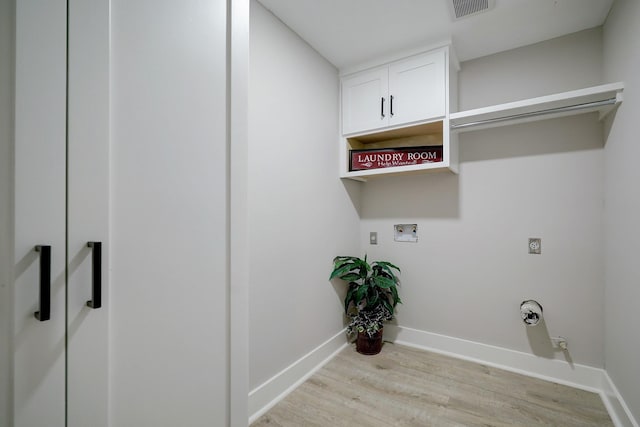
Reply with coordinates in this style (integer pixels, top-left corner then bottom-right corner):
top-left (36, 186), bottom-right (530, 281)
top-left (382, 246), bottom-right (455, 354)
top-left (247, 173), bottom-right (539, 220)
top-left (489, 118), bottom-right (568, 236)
top-left (341, 67), bottom-right (388, 135)
top-left (339, 46), bottom-right (457, 180)
top-left (388, 51), bottom-right (446, 127)
top-left (341, 49), bottom-right (446, 136)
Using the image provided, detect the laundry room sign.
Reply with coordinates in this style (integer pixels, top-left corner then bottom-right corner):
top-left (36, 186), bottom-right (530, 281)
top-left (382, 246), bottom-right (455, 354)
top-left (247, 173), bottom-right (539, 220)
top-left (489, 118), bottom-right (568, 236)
top-left (349, 146), bottom-right (443, 171)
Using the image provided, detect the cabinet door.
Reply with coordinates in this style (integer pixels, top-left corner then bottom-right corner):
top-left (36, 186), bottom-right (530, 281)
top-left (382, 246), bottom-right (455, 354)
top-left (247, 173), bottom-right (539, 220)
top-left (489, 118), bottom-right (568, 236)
top-left (388, 50), bottom-right (446, 127)
top-left (341, 67), bottom-right (388, 135)
top-left (13, 1), bottom-right (67, 425)
top-left (66, 0), bottom-right (109, 425)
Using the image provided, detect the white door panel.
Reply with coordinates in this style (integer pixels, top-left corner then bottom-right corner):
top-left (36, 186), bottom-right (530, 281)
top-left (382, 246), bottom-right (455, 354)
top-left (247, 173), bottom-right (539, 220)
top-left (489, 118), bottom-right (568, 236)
top-left (66, 0), bottom-right (110, 425)
top-left (14, 0), bottom-right (67, 425)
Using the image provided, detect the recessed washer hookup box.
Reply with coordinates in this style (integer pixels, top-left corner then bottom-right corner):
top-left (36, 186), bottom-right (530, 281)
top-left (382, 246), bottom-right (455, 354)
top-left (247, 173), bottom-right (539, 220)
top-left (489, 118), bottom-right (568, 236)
top-left (349, 146), bottom-right (443, 171)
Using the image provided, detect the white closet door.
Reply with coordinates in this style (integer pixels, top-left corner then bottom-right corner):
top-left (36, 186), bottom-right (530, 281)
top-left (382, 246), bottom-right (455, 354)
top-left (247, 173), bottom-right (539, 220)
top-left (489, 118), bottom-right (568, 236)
top-left (13, 1), bottom-right (67, 426)
top-left (110, 0), bottom-right (230, 424)
top-left (66, 0), bottom-right (109, 426)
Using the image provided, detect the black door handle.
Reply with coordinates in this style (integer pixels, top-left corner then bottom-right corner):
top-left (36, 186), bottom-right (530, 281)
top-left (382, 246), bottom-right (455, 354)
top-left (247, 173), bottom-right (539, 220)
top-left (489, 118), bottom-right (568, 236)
top-left (86, 241), bottom-right (102, 309)
top-left (381, 97), bottom-right (385, 119)
top-left (390, 95), bottom-right (394, 117)
top-left (34, 245), bottom-right (51, 321)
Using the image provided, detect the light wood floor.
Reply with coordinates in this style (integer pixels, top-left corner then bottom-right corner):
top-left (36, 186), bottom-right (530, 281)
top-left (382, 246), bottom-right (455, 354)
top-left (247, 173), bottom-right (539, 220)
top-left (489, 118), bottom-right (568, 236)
top-left (252, 343), bottom-right (613, 427)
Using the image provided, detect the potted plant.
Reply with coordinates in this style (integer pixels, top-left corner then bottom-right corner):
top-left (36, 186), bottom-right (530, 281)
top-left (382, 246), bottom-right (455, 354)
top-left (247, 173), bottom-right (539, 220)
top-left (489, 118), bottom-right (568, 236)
top-left (329, 255), bottom-right (401, 355)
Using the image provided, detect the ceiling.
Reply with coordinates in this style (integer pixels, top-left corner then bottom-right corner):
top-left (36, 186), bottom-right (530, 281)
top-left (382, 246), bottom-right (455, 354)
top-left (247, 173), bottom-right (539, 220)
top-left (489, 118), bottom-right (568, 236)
top-left (256, 0), bottom-right (614, 70)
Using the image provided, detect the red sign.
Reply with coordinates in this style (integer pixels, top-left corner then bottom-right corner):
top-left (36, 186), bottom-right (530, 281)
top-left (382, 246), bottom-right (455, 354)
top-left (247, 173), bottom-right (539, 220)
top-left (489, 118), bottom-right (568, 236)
top-left (350, 146), bottom-right (443, 171)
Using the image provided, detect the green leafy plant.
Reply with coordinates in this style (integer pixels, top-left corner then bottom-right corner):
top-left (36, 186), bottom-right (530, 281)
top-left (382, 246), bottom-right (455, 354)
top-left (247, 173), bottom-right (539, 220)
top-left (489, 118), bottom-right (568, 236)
top-left (329, 255), bottom-right (401, 338)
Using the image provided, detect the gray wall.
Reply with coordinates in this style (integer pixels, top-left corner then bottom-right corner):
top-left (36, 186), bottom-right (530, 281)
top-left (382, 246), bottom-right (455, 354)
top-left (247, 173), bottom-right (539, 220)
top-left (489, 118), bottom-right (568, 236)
top-left (603, 0), bottom-right (640, 421)
top-left (248, 1), bottom-right (361, 390)
top-left (360, 28), bottom-right (607, 368)
top-left (0, 0), bottom-right (14, 424)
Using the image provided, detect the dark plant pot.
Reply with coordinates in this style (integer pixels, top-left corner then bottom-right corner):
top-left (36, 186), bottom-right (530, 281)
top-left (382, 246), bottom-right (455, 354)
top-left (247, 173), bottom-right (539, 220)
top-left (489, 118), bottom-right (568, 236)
top-left (356, 329), bottom-right (383, 355)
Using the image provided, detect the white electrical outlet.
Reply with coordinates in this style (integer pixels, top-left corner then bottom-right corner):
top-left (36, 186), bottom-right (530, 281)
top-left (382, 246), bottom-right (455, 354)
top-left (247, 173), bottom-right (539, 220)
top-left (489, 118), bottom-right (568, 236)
top-left (370, 232), bottom-right (377, 245)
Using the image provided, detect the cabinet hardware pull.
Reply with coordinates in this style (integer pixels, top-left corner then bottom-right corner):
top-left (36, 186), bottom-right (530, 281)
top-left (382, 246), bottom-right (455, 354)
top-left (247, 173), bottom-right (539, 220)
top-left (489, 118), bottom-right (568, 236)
top-left (86, 242), bottom-right (102, 309)
top-left (34, 245), bottom-right (51, 321)
top-left (381, 97), bottom-right (385, 119)
top-left (390, 95), bottom-right (394, 117)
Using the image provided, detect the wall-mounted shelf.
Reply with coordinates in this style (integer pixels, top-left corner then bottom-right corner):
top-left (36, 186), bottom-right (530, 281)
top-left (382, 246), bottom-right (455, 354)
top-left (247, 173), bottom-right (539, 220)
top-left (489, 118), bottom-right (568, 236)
top-left (450, 82), bottom-right (624, 133)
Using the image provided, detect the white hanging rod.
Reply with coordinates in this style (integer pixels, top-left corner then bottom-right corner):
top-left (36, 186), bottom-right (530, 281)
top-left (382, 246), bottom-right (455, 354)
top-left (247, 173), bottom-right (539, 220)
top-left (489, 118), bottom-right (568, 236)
top-left (450, 97), bottom-right (617, 130)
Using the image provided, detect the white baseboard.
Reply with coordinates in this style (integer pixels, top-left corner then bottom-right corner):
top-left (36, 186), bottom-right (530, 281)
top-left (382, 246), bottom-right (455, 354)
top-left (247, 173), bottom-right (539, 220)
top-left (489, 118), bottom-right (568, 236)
top-left (248, 329), bottom-right (348, 424)
top-left (387, 325), bottom-right (604, 392)
top-left (388, 325), bottom-right (638, 427)
top-left (248, 325), bottom-right (638, 427)
top-left (600, 370), bottom-right (639, 427)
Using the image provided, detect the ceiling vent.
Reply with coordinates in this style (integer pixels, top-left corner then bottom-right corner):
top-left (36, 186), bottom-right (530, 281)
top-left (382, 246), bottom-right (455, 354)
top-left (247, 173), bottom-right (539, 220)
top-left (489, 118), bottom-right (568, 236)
top-left (450, 0), bottom-right (494, 20)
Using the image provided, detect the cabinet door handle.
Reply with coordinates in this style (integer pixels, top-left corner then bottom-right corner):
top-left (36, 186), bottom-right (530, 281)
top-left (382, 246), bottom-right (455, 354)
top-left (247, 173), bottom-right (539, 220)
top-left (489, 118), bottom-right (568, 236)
top-left (390, 95), bottom-right (394, 117)
top-left (34, 245), bottom-right (51, 321)
top-left (86, 241), bottom-right (102, 309)
top-left (381, 97), bottom-right (385, 119)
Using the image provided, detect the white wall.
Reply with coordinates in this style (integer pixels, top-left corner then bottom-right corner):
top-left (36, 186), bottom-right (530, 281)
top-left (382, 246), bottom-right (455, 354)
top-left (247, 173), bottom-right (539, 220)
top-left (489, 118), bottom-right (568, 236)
top-left (603, 0), bottom-right (640, 421)
top-left (249, 1), bottom-right (361, 390)
top-left (360, 29), bottom-right (607, 368)
top-left (0, 0), bottom-right (14, 424)
top-left (110, 1), bottom-right (230, 425)
top-left (458, 28), bottom-right (602, 110)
